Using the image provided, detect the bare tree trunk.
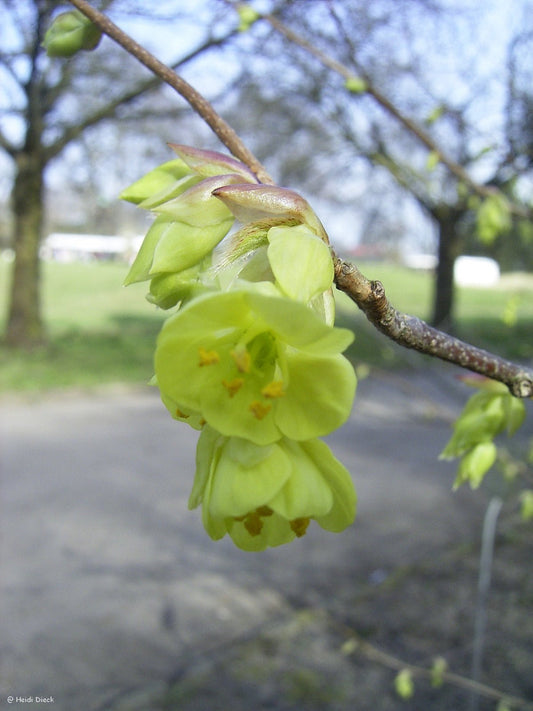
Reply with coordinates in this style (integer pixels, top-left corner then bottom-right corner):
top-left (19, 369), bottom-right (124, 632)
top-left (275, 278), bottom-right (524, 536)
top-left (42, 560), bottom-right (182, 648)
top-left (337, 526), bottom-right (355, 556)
top-left (431, 207), bottom-right (464, 331)
top-left (5, 153), bottom-right (46, 347)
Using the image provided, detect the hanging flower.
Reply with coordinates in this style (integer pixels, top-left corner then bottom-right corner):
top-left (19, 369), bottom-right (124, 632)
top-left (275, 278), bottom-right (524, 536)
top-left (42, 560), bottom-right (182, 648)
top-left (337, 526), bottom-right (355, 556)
top-left (190, 427), bottom-right (356, 551)
top-left (155, 284), bottom-right (356, 445)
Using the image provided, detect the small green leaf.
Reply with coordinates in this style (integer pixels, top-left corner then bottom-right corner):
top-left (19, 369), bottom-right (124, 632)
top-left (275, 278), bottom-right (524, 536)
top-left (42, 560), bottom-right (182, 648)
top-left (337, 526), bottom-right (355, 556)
top-left (440, 409), bottom-right (502, 459)
top-left (477, 193), bottom-right (512, 244)
top-left (502, 294), bottom-right (520, 328)
top-left (340, 637), bottom-right (358, 656)
top-left (425, 105), bottom-right (445, 124)
top-left (394, 669), bottom-right (414, 699)
top-left (503, 395), bottom-right (526, 436)
top-left (426, 150), bottom-right (440, 171)
top-left (345, 76), bottom-right (368, 93)
top-left (237, 4), bottom-right (260, 31)
top-left (520, 490), bottom-right (533, 521)
top-left (430, 656), bottom-right (447, 687)
top-left (455, 441), bottom-right (497, 490)
top-left (456, 181), bottom-right (470, 200)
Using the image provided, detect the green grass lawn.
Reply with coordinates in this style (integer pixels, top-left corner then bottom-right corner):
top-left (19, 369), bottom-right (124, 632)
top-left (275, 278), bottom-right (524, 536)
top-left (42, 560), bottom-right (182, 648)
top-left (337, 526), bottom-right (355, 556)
top-left (0, 259), bottom-right (166, 392)
top-left (0, 258), bottom-right (531, 393)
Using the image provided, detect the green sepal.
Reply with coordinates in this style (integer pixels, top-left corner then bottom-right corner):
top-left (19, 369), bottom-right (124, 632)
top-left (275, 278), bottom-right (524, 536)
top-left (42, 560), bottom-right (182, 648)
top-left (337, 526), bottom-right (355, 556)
top-left (158, 388), bottom-right (204, 432)
top-left (208, 438), bottom-right (292, 518)
top-left (440, 391), bottom-right (506, 459)
top-left (246, 289), bottom-right (353, 354)
top-left (274, 349), bottom-right (356, 441)
top-left (267, 439), bottom-right (334, 520)
top-left (439, 407), bottom-right (503, 459)
top-left (138, 175), bottom-right (201, 210)
top-left (441, 387), bottom-right (526, 462)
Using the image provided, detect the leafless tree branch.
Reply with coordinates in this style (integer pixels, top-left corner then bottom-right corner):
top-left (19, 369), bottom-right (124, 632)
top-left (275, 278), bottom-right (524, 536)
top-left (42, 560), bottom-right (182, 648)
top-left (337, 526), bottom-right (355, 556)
top-left (333, 256), bottom-right (533, 398)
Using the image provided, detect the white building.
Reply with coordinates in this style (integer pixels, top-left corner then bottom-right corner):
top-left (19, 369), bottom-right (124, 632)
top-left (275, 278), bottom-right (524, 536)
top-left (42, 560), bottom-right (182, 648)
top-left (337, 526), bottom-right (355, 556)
top-left (40, 233), bottom-right (143, 263)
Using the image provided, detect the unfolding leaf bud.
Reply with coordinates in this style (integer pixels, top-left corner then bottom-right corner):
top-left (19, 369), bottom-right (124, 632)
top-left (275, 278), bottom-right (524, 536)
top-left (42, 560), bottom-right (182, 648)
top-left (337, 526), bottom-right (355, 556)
top-left (169, 144), bottom-right (259, 183)
top-left (237, 5), bottom-right (261, 32)
top-left (394, 669), bottom-right (414, 700)
top-left (120, 159), bottom-right (194, 206)
top-left (345, 76), bottom-right (368, 94)
top-left (212, 184), bottom-right (328, 240)
top-left (43, 11), bottom-right (102, 58)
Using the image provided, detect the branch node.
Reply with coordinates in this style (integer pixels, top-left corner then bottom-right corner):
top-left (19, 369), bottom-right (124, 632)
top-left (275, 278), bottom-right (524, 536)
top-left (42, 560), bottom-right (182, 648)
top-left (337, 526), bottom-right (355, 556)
top-left (510, 376), bottom-right (533, 399)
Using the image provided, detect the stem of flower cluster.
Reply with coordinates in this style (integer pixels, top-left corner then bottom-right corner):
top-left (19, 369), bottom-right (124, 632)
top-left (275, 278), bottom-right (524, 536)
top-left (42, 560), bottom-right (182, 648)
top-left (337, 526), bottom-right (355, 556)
top-left (67, 0), bottom-right (273, 184)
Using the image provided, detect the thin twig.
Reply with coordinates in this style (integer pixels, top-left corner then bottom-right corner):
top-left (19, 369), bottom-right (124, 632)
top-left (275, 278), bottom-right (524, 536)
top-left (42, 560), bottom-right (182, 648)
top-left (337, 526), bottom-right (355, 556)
top-left (67, 0), bottom-right (273, 184)
top-left (337, 621), bottom-right (533, 710)
top-left (334, 256), bottom-right (533, 398)
top-left (254, 4), bottom-right (531, 220)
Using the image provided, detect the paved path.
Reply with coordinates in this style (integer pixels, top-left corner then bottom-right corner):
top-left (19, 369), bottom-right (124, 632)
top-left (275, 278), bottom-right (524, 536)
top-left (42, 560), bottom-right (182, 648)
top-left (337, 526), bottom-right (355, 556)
top-left (0, 370), bottom-right (528, 710)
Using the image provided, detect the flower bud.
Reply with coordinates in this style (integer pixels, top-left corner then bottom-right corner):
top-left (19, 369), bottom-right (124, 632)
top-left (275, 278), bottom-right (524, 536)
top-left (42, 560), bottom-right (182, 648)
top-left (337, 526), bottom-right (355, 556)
top-left (43, 11), bottom-right (101, 58)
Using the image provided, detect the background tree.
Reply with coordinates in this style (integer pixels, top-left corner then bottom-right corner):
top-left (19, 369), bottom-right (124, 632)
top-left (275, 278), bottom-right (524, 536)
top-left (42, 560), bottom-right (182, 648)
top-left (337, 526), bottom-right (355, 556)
top-left (0, 0), bottom-right (233, 346)
top-left (223, 0), bottom-right (533, 330)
